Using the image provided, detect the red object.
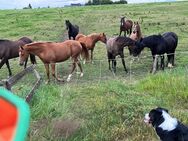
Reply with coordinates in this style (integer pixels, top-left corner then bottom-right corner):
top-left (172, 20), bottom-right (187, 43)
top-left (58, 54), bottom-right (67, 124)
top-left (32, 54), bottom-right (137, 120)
top-left (0, 98), bottom-right (18, 141)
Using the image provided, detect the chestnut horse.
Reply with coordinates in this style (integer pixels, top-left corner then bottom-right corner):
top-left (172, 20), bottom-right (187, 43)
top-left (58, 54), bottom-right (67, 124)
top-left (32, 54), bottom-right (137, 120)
top-left (119, 17), bottom-right (133, 37)
top-left (76, 33), bottom-right (107, 63)
top-left (128, 21), bottom-right (142, 55)
top-left (19, 40), bottom-right (89, 83)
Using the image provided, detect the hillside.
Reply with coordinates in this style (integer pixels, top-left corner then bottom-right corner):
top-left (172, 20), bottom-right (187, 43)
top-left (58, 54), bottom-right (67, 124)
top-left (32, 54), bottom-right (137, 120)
top-left (0, 1), bottom-right (188, 141)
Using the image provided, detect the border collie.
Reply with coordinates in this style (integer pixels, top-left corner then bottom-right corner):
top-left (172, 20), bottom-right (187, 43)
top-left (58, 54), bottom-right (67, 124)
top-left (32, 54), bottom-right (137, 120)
top-left (144, 107), bottom-right (188, 141)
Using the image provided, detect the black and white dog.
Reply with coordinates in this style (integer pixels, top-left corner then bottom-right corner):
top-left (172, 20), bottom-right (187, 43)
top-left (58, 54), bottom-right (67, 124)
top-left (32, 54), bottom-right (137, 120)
top-left (144, 107), bottom-right (188, 141)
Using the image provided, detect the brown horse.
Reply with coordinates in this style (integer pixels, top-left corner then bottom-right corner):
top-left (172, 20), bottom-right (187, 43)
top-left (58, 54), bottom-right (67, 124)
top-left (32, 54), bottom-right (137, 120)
top-left (128, 21), bottom-right (142, 55)
top-left (76, 33), bottom-right (107, 63)
top-left (119, 16), bottom-right (133, 37)
top-left (19, 40), bottom-right (89, 83)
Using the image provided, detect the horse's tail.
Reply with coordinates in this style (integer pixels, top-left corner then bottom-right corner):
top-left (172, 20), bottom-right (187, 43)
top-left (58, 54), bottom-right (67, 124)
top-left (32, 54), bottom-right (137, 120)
top-left (80, 42), bottom-right (89, 61)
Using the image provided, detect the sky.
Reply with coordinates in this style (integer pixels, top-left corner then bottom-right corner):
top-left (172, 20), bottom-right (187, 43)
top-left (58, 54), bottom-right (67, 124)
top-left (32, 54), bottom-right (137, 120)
top-left (0, 0), bottom-right (183, 9)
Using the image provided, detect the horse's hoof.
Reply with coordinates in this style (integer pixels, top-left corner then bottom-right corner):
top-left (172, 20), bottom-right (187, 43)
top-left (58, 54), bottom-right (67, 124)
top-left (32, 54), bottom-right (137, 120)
top-left (57, 78), bottom-right (64, 82)
top-left (67, 74), bottom-right (72, 82)
top-left (67, 78), bottom-right (71, 82)
top-left (45, 80), bottom-right (50, 84)
top-left (80, 73), bottom-right (83, 77)
top-left (167, 63), bottom-right (173, 68)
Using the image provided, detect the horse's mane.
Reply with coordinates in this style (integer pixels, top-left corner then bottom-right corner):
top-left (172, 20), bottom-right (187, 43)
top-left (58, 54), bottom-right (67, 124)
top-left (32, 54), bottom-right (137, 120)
top-left (0, 39), bottom-right (9, 43)
top-left (87, 33), bottom-right (99, 37)
top-left (115, 36), bottom-right (134, 43)
top-left (26, 42), bottom-right (53, 47)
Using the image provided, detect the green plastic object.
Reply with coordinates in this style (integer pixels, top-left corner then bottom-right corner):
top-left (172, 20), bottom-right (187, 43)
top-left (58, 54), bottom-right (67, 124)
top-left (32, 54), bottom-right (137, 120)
top-left (0, 88), bottom-right (30, 141)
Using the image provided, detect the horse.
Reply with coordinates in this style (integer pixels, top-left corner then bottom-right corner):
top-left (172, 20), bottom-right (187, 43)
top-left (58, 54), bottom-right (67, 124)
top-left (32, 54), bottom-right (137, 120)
top-left (0, 37), bottom-right (36, 77)
top-left (19, 40), bottom-right (89, 83)
top-left (106, 36), bottom-right (136, 73)
top-left (129, 21), bottom-right (142, 55)
top-left (132, 32), bottom-right (178, 74)
top-left (119, 16), bottom-right (133, 37)
top-left (75, 33), bottom-right (107, 63)
top-left (65, 20), bottom-right (79, 40)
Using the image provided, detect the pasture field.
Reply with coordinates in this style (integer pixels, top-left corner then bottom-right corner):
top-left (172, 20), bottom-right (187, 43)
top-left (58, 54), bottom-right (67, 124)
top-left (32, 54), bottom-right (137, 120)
top-left (0, 1), bottom-right (188, 141)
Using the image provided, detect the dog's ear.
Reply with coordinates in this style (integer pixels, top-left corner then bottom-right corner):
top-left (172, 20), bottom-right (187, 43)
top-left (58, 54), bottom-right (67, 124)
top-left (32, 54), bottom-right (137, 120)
top-left (156, 107), bottom-right (169, 113)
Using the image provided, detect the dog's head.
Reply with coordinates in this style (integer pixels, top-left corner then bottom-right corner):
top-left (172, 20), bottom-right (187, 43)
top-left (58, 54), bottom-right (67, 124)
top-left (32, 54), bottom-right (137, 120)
top-left (144, 107), bottom-right (169, 127)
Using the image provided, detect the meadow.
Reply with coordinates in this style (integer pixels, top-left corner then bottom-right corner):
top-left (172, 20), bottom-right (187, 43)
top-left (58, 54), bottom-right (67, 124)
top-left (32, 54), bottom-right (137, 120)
top-left (0, 1), bottom-right (188, 141)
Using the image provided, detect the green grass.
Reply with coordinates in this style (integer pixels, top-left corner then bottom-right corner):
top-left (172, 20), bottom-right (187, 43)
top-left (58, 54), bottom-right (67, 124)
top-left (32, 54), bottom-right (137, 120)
top-left (0, 1), bottom-right (188, 141)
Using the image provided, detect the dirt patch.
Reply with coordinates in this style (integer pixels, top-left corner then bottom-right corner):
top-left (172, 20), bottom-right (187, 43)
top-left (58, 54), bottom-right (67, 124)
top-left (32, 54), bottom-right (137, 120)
top-left (51, 118), bottom-right (81, 139)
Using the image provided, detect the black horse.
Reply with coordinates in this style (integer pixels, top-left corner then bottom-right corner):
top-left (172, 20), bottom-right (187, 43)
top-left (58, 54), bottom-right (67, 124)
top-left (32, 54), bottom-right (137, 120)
top-left (65, 20), bottom-right (79, 40)
top-left (133, 32), bottom-right (178, 73)
top-left (0, 37), bottom-right (36, 76)
top-left (106, 36), bottom-right (135, 73)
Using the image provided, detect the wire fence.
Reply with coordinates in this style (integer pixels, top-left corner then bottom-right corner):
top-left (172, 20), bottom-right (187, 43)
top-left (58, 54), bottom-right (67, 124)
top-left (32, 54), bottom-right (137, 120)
top-left (1, 50), bottom-right (188, 87)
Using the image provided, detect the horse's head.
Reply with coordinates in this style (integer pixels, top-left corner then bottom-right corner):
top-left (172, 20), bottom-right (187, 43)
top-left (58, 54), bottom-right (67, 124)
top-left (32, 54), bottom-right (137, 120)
top-left (120, 16), bottom-right (125, 26)
top-left (65, 20), bottom-right (70, 30)
top-left (132, 38), bottom-right (144, 57)
top-left (132, 22), bottom-right (140, 34)
top-left (99, 33), bottom-right (107, 44)
top-left (19, 45), bottom-right (29, 66)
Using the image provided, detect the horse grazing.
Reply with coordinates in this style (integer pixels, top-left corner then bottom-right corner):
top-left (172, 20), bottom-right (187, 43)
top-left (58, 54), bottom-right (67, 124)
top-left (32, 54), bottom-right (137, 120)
top-left (133, 32), bottom-right (178, 74)
top-left (76, 33), bottom-right (107, 63)
top-left (119, 16), bottom-right (133, 37)
top-left (65, 20), bottom-right (79, 40)
top-left (19, 40), bottom-right (89, 83)
top-left (129, 21), bottom-right (142, 55)
top-left (0, 37), bottom-right (36, 77)
top-left (106, 36), bottom-right (135, 73)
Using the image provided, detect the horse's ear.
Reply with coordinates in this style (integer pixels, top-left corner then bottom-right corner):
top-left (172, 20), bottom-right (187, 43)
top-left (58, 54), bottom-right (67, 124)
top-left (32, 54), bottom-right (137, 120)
top-left (137, 21), bottom-right (139, 24)
top-left (20, 46), bottom-right (24, 50)
top-left (102, 32), bottom-right (105, 36)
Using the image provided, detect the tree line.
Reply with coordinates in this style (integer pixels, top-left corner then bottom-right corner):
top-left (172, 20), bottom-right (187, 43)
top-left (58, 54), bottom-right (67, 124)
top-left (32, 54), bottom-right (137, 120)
top-left (86, 0), bottom-right (128, 5)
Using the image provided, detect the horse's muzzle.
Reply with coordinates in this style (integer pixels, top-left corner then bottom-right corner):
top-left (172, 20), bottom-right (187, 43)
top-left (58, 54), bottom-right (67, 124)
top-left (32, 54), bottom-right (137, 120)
top-left (19, 62), bottom-right (24, 66)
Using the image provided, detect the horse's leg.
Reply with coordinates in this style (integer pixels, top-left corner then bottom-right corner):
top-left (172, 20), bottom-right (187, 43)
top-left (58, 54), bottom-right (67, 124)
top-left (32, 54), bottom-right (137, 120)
top-left (120, 53), bottom-right (128, 73)
top-left (151, 55), bottom-right (158, 74)
top-left (111, 56), bottom-right (116, 73)
top-left (51, 63), bottom-right (63, 82)
top-left (44, 64), bottom-right (50, 84)
top-left (91, 49), bottom-right (94, 64)
top-left (0, 58), bottom-right (8, 75)
top-left (160, 55), bottom-right (165, 70)
top-left (119, 30), bottom-right (122, 36)
top-left (107, 52), bottom-right (112, 70)
top-left (172, 53), bottom-right (175, 66)
top-left (67, 60), bottom-right (77, 82)
top-left (124, 31), bottom-right (126, 37)
top-left (6, 60), bottom-right (12, 76)
top-left (24, 57), bottom-right (28, 69)
top-left (77, 61), bottom-right (83, 77)
top-left (0, 58), bottom-right (6, 68)
top-left (167, 54), bottom-right (173, 68)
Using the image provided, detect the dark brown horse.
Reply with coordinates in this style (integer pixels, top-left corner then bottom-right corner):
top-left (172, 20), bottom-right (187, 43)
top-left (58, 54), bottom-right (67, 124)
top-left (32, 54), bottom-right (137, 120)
top-left (76, 33), bottom-right (107, 63)
top-left (0, 37), bottom-right (36, 77)
top-left (19, 40), bottom-right (89, 83)
top-left (119, 17), bottom-right (133, 37)
top-left (106, 36), bottom-right (135, 73)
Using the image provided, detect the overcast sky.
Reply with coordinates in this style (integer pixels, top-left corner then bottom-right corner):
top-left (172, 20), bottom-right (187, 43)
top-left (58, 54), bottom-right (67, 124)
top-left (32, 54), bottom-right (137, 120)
top-left (0, 0), bottom-right (182, 9)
